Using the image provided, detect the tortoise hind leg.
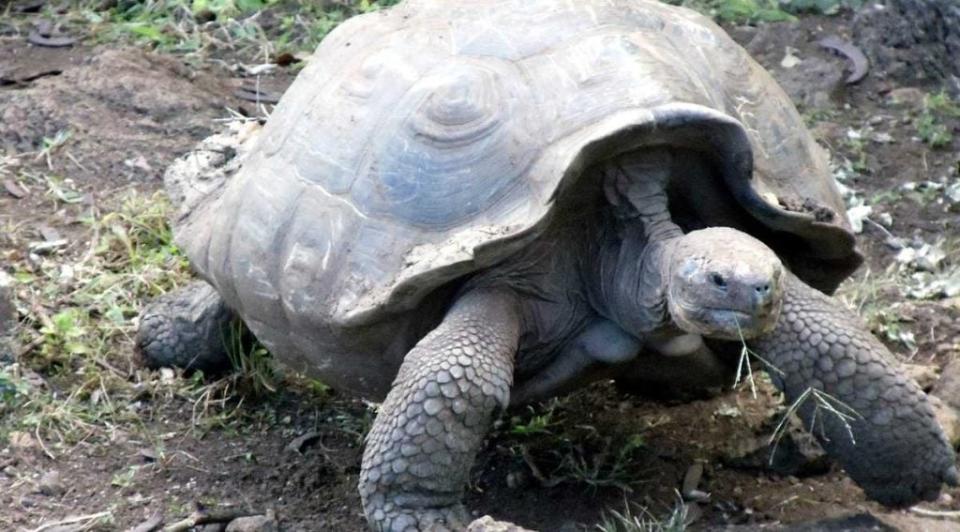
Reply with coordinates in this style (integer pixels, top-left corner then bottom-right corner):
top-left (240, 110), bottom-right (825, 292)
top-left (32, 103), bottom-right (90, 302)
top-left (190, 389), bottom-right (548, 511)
top-left (360, 289), bottom-right (520, 531)
top-left (136, 280), bottom-right (235, 374)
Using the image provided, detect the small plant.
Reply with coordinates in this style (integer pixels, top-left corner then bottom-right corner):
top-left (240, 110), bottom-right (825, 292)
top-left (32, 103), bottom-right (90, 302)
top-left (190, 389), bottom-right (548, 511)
top-left (35, 129), bottom-right (73, 169)
top-left (916, 91), bottom-right (960, 149)
top-left (38, 309), bottom-right (94, 366)
top-left (223, 319), bottom-right (277, 397)
top-left (510, 402), bottom-right (560, 436)
top-left (111, 465), bottom-right (140, 488)
top-left (843, 132), bottom-right (870, 173)
top-left (597, 494), bottom-right (688, 532)
top-left (665, 0), bottom-right (793, 23)
top-left (5, 191), bottom-right (193, 448)
top-left (559, 432), bottom-right (648, 492)
top-left (0, 368), bottom-right (29, 417)
top-left (779, 0), bottom-right (865, 15)
top-left (770, 386), bottom-right (862, 453)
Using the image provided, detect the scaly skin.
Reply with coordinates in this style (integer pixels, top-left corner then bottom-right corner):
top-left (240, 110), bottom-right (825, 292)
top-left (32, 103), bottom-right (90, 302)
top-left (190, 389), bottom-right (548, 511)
top-left (359, 290), bottom-right (520, 532)
top-left (136, 280), bottom-right (234, 374)
top-left (751, 273), bottom-right (958, 506)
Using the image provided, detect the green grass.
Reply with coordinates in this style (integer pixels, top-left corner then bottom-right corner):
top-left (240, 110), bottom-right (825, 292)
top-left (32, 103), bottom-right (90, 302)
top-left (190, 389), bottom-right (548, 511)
top-left (916, 91), bottom-right (960, 149)
top-left (223, 318), bottom-right (278, 397)
top-left (668, 0), bottom-right (865, 23)
top-left (501, 398), bottom-right (652, 493)
top-left (69, 0), bottom-right (401, 58)
top-left (0, 191), bottom-right (194, 448)
top-left (597, 496), bottom-right (688, 532)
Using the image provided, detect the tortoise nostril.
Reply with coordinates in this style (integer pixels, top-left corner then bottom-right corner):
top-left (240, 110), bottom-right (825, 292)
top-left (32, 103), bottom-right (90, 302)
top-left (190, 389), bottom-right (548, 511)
top-left (710, 273), bottom-right (726, 288)
top-left (755, 283), bottom-right (770, 295)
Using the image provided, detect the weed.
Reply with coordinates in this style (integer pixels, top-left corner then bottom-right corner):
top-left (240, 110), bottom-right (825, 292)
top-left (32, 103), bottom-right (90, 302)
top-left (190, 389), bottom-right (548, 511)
top-left (802, 107), bottom-right (839, 127)
top-left (559, 432), bottom-right (649, 492)
top-left (916, 91), bottom-right (960, 149)
top-left (223, 319), bottom-right (277, 397)
top-left (35, 129), bottom-right (73, 170)
top-left (502, 398), bottom-right (651, 493)
top-left (671, 0), bottom-right (867, 23)
top-left (732, 317), bottom-right (784, 399)
top-left (666, 0), bottom-right (793, 23)
top-left (597, 494), bottom-right (688, 532)
top-left (843, 132), bottom-right (870, 173)
top-left (510, 402), bottom-right (560, 436)
top-left (5, 191), bottom-right (192, 447)
top-left (770, 386), bottom-right (861, 454)
top-left (0, 366), bottom-right (30, 418)
top-left (37, 308), bottom-right (94, 368)
top-left (780, 0), bottom-right (865, 15)
top-left (110, 465), bottom-right (140, 488)
top-left (70, 0), bottom-right (402, 61)
top-left (331, 403), bottom-right (375, 444)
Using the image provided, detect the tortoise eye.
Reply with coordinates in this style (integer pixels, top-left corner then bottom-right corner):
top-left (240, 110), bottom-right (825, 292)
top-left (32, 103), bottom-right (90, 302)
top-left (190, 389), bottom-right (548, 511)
top-left (710, 272), bottom-right (727, 288)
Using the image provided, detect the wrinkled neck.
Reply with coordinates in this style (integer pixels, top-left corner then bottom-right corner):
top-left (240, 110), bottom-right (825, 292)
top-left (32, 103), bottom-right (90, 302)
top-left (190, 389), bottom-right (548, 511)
top-left (585, 217), bottom-right (680, 335)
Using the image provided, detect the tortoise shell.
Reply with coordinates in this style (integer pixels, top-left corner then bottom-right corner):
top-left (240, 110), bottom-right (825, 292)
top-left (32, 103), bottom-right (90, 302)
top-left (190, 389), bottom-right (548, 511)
top-left (173, 0), bottom-right (860, 396)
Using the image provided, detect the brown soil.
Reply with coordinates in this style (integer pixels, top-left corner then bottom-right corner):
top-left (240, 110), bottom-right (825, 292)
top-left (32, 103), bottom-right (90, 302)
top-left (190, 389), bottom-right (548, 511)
top-left (2, 6), bottom-right (960, 532)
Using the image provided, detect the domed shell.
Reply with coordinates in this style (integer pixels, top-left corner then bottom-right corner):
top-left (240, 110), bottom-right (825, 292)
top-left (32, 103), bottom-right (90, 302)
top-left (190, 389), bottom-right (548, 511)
top-left (175, 0), bottom-right (860, 392)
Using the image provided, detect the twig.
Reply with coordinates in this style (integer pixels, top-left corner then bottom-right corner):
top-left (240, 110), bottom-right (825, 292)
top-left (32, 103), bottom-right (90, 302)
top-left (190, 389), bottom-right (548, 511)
top-left (16, 335), bottom-right (45, 359)
top-left (863, 216), bottom-right (895, 240)
top-left (519, 445), bottom-right (562, 488)
top-left (162, 509), bottom-right (257, 532)
top-left (910, 507), bottom-right (960, 519)
top-left (34, 426), bottom-right (55, 460)
top-left (29, 511), bottom-right (112, 532)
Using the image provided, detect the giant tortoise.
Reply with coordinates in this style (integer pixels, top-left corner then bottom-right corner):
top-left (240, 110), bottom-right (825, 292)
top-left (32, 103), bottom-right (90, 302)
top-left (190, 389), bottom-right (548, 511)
top-left (137, 0), bottom-right (958, 529)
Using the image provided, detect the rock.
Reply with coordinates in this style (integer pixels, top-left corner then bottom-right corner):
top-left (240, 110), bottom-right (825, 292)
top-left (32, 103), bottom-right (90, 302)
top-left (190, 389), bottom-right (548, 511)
top-left (772, 56), bottom-right (845, 110)
top-left (0, 271), bottom-right (17, 364)
top-left (467, 516), bottom-right (536, 532)
top-left (853, 0), bottom-right (960, 93)
top-left (741, 22), bottom-right (846, 110)
top-left (38, 470), bottom-right (65, 496)
top-left (723, 512), bottom-right (894, 531)
top-left (903, 363), bottom-right (939, 391)
top-left (886, 87), bottom-right (928, 107)
top-left (932, 359), bottom-right (960, 411)
top-left (878, 512), bottom-right (959, 532)
top-left (929, 396), bottom-right (960, 447)
top-left (8, 431), bottom-right (36, 450)
top-left (722, 417), bottom-right (830, 478)
top-left (225, 511), bottom-right (277, 532)
top-left (681, 462), bottom-right (709, 502)
top-left (782, 513), bottom-right (894, 531)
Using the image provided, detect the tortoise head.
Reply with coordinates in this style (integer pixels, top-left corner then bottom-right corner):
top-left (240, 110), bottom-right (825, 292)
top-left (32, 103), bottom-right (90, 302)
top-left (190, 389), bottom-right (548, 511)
top-left (666, 227), bottom-right (784, 341)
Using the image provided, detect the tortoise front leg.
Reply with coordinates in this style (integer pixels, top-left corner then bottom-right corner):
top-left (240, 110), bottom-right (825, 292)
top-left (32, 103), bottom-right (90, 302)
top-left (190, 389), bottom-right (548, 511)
top-left (750, 273), bottom-right (957, 506)
top-left (360, 290), bottom-right (520, 532)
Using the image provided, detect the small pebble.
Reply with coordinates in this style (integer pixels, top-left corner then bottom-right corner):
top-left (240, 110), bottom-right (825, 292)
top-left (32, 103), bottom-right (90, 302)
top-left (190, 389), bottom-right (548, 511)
top-left (225, 510), bottom-right (278, 532)
top-left (38, 470), bottom-right (65, 496)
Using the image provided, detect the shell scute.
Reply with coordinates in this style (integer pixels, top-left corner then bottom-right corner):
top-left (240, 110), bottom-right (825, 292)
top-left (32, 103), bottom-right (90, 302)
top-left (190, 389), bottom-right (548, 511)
top-left (350, 58), bottom-right (539, 227)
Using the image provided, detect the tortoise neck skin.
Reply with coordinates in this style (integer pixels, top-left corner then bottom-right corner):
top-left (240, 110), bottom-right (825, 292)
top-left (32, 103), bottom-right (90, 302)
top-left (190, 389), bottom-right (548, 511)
top-left (584, 215), bottom-right (675, 337)
top-left (583, 152), bottom-right (685, 337)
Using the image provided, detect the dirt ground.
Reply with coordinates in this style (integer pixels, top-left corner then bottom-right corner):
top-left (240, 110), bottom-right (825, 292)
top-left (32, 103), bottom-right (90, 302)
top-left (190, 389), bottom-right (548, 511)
top-left (2, 3), bottom-right (960, 532)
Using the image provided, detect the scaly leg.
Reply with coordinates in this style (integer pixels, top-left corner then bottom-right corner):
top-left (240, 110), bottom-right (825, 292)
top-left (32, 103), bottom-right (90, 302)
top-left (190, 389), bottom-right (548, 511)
top-left (751, 273), bottom-right (958, 506)
top-left (136, 280), bottom-right (234, 373)
top-left (359, 290), bottom-right (520, 531)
